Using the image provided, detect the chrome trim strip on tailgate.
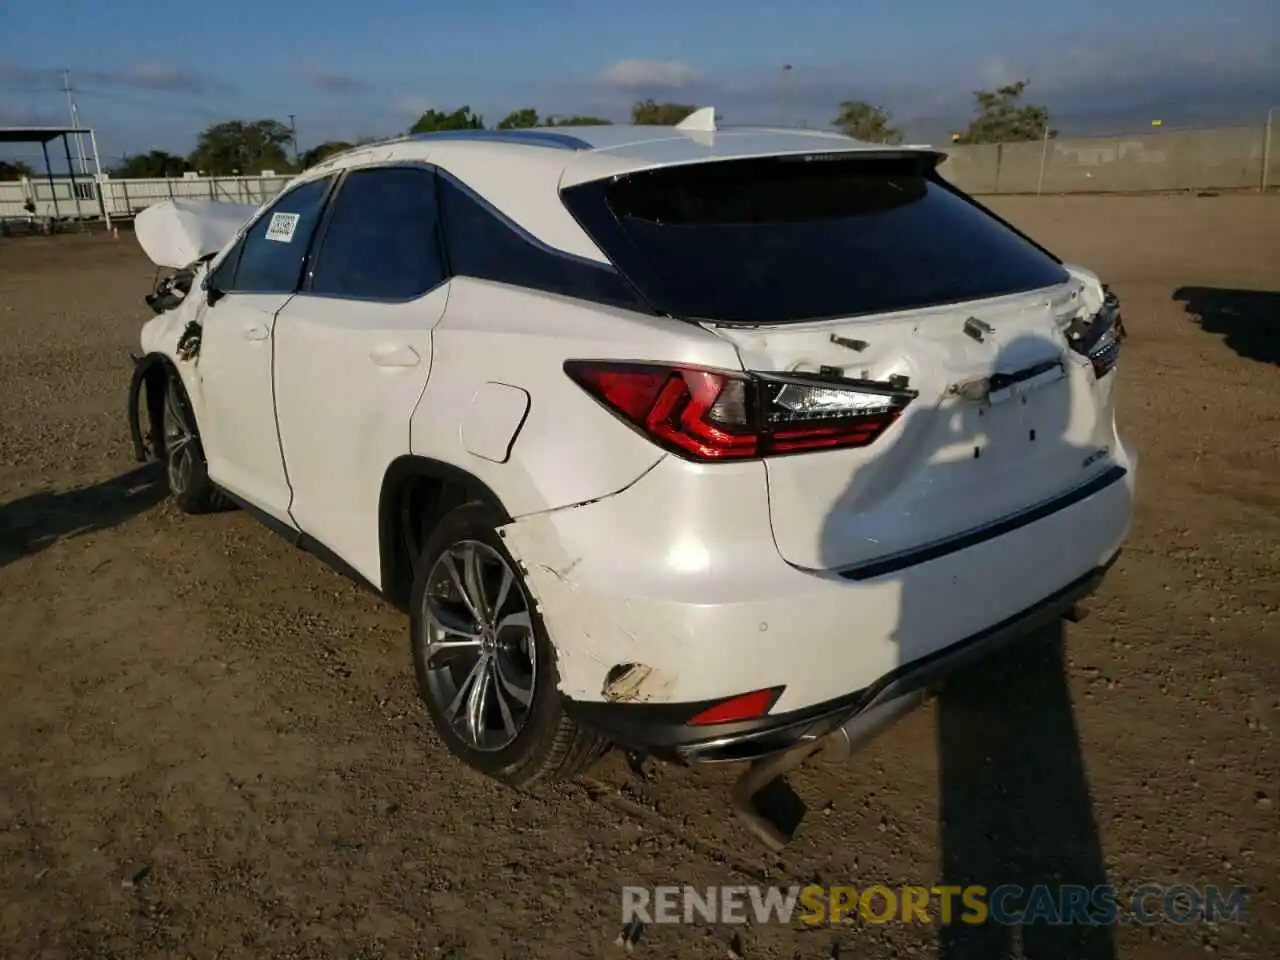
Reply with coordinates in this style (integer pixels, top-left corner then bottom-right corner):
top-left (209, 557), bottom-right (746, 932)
top-left (837, 464), bottom-right (1128, 581)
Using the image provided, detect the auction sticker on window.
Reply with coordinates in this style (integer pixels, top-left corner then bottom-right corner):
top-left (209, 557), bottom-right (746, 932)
top-left (265, 212), bottom-right (300, 243)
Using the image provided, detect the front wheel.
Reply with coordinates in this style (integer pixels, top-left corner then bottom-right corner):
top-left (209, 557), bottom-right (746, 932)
top-left (409, 502), bottom-right (608, 785)
top-left (162, 373), bottom-right (227, 514)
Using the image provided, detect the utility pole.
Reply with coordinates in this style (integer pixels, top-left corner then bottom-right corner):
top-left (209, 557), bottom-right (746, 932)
top-left (288, 114), bottom-right (299, 163)
top-left (1263, 105), bottom-right (1278, 193)
top-left (1036, 123), bottom-right (1051, 195)
top-left (62, 69), bottom-right (90, 175)
top-left (779, 64), bottom-right (793, 127)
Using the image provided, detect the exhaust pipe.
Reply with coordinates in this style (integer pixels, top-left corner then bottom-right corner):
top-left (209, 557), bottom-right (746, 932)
top-left (730, 736), bottom-right (828, 853)
top-left (825, 690), bottom-right (929, 761)
top-left (730, 689), bottom-right (930, 852)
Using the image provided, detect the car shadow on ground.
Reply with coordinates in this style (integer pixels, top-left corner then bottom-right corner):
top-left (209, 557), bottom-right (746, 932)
top-left (1172, 286), bottom-right (1280, 366)
top-left (935, 625), bottom-right (1116, 959)
top-left (817, 331), bottom-right (1121, 958)
top-left (0, 463), bottom-right (166, 569)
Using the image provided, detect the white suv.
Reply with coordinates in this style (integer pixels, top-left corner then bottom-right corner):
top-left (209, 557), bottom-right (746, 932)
top-left (129, 113), bottom-right (1134, 837)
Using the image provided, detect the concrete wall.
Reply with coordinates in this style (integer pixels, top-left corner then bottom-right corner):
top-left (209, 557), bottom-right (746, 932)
top-left (937, 124), bottom-right (1279, 195)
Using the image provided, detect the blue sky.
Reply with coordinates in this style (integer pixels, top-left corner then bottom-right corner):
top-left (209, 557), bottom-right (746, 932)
top-left (1, 0), bottom-right (1276, 167)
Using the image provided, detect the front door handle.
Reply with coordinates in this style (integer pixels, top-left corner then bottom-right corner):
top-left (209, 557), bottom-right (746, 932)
top-left (243, 323), bottom-right (270, 341)
top-left (370, 345), bottom-right (421, 368)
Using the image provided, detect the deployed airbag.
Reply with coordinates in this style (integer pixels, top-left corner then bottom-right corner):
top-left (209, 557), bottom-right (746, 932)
top-left (134, 198), bottom-right (260, 268)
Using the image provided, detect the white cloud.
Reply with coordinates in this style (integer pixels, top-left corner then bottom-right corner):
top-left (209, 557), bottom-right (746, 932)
top-left (0, 60), bottom-right (230, 96)
top-left (106, 62), bottom-right (233, 94)
top-left (122, 62), bottom-right (190, 86)
top-left (599, 59), bottom-right (701, 89)
top-left (297, 66), bottom-right (371, 95)
top-left (0, 102), bottom-right (60, 127)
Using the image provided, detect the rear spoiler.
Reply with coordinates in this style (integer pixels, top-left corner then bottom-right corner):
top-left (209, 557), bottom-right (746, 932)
top-left (560, 144), bottom-right (947, 191)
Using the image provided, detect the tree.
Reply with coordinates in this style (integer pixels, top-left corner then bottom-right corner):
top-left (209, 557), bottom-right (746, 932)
top-left (300, 141), bottom-right (353, 167)
top-left (0, 159), bottom-right (34, 181)
top-left (630, 100), bottom-right (697, 125)
top-left (497, 108), bottom-right (540, 129)
top-left (832, 101), bottom-right (902, 144)
top-left (189, 119), bottom-right (294, 175)
top-left (955, 80), bottom-right (1054, 144)
top-left (496, 109), bottom-right (613, 129)
top-left (114, 150), bottom-right (190, 178)
top-left (410, 106), bottom-right (484, 133)
top-left (495, 109), bottom-right (613, 129)
top-left (546, 115), bottom-right (612, 126)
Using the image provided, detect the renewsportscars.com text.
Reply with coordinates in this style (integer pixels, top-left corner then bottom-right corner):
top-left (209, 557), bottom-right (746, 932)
top-left (621, 884), bottom-right (1249, 927)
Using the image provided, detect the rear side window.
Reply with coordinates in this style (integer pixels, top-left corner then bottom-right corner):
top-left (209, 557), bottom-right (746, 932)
top-left (229, 176), bottom-right (332, 294)
top-left (437, 174), bottom-right (649, 312)
top-left (308, 166), bottom-right (445, 300)
top-left (560, 154), bottom-right (1069, 324)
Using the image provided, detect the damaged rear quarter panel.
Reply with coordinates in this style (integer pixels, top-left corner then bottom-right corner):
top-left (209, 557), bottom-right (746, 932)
top-left (496, 450), bottom-right (785, 707)
top-left (500, 511), bottom-right (682, 704)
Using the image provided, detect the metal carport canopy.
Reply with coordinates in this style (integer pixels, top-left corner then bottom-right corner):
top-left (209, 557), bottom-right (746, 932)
top-left (0, 125), bottom-right (108, 225)
top-left (0, 126), bottom-right (92, 144)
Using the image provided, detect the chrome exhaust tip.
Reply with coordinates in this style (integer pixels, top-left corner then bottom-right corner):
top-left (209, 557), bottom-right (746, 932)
top-left (825, 690), bottom-right (930, 762)
top-left (729, 689), bottom-right (931, 851)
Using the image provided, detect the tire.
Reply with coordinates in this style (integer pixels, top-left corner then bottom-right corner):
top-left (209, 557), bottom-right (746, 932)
top-left (162, 371), bottom-right (227, 515)
top-left (410, 502), bottom-right (608, 786)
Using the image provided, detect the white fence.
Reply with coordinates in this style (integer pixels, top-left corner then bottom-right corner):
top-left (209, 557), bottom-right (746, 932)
top-left (5, 122), bottom-right (1276, 226)
top-left (0, 174), bottom-right (292, 222)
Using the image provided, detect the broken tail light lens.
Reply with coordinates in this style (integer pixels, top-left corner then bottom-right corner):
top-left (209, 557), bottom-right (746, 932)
top-left (1066, 291), bottom-right (1123, 379)
top-left (564, 361), bottom-right (916, 462)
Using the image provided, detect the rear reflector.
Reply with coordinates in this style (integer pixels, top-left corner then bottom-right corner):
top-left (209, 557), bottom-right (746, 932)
top-left (565, 361), bottom-right (917, 462)
top-left (686, 687), bottom-right (785, 726)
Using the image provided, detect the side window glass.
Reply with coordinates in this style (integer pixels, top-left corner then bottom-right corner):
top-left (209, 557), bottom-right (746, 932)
top-left (438, 174), bottom-right (645, 311)
top-left (206, 237), bottom-right (242, 293)
top-left (229, 176), bottom-right (332, 294)
top-left (308, 167), bottom-right (445, 300)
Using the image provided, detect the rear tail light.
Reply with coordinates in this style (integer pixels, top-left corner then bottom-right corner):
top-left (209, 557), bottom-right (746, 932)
top-left (1066, 291), bottom-right (1123, 378)
top-left (564, 360), bottom-right (917, 461)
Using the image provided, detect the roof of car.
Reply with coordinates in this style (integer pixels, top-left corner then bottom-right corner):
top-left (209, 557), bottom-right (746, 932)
top-left (297, 115), bottom-right (943, 263)
top-left (396, 123), bottom-right (882, 153)
top-left (311, 120), bottom-right (940, 177)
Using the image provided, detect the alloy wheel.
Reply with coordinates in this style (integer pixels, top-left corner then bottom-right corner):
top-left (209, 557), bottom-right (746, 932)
top-left (420, 540), bottom-right (537, 751)
top-left (163, 379), bottom-right (195, 494)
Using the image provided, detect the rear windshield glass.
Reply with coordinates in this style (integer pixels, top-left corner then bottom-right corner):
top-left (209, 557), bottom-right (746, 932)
top-left (562, 154), bottom-right (1069, 323)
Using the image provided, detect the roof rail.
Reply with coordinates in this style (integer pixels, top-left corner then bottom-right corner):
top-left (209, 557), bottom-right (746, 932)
top-left (405, 129), bottom-right (591, 150)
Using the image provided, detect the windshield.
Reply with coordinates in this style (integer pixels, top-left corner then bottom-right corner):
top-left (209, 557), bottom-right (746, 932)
top-left (561, 154), bottom-right (1069, 324)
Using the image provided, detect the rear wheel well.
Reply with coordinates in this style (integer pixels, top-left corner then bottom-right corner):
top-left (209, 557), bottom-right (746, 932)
top-left (378, 457), bottom-right (511, 611)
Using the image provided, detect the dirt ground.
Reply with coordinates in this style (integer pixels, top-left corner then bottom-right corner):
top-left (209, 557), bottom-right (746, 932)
top-left (0, 196), bottom-right (1277, 960)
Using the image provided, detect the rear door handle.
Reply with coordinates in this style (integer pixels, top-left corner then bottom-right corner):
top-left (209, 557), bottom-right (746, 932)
top-left (243, 323), bottom-right (270, 341)
top-left (370, 344), bottom-right (421, 368)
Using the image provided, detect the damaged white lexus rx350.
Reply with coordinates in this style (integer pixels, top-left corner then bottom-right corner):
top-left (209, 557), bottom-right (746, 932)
top-left (129, 111), bottom-right (1134, 844)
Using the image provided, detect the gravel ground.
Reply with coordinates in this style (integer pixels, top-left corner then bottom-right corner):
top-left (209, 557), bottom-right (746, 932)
top-left (0, 195), bottom-right (1277, 960)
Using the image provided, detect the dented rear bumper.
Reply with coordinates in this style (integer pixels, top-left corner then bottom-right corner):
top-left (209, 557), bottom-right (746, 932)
top-left (562, 556), bottom-right (1116, 762)
top-left (500, 438), bottom-right (1135, 746)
